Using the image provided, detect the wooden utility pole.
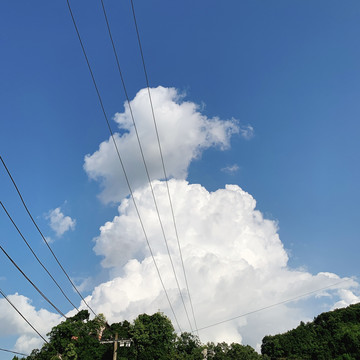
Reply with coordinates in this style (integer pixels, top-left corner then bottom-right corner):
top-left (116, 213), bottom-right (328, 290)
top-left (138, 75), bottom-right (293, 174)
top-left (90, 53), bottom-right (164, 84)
top-left (100, 333), bottom-right (132, 360)
top-left (113, 332), bottom-right (118, 360)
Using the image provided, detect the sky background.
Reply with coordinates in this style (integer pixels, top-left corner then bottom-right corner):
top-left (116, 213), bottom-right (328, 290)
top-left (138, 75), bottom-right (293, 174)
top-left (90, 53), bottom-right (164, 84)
top-left (1, 0), bottom-right (360, 358)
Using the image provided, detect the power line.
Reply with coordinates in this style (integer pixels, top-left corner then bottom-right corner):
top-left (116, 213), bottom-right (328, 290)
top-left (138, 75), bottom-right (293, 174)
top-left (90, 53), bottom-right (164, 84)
top-left (0, 155), bottom-right (96, 317)
top-left (0, 347), bottom-right (29, 357)
top-left (193, 279), bottom-right (352, 332)
top-left (0, 201), bottom-right (79, 312)
top-left (65, 0), bottom-right (181, 332)
top-left (0, 245), bottom-right (67, 318)
top-left (0, 286), bottom-right (49, 345)
top-left (100, 0), bottom-right (193, 332)
top-left (128, 0), bottom-right (199, 334)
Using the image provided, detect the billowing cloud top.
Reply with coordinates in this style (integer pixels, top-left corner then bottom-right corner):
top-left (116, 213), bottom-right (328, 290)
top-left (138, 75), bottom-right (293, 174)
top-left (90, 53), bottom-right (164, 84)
top-left (94, 180), bottom-right (286, 270)
top-left (88, 179), bottom-right (358, 347)
top-left (81, 87), bottom-right (358, 346)
top-left (84, 86), bottom-right (239, 203)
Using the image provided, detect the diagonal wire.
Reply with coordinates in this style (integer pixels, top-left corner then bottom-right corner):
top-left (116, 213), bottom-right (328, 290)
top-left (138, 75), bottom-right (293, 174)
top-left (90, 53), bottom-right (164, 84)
top-left (0, 245), bottom-right (67, 318)
top-left (129, 0), bottom-right (198, 334)
top-left (0, 286), bottom-right (49, 345)
top-left (0, 155), bottom-right (96, 317)
top-left (193, 279), bottom-right (351, 332)
top-left (0, 201), bottom-right (79, 312)
top-left (65, 0), bottom-right (182, 332)
top-left (100, 0), bottom-right (193, 332)
top-left (0, 287), bottom-right (61, 356)
top-left (0, 348), bottom-right (29, 357)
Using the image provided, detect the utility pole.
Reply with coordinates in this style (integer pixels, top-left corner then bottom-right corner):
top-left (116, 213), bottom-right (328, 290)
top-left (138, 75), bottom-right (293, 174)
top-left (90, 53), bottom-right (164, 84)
top-left (100, 333), bottom-right (132, 360)
top-left (113, 332), bottom-right (118, 360)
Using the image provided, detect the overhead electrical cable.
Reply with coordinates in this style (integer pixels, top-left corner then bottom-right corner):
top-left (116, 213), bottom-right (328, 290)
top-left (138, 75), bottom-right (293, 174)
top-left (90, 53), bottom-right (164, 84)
top-left (0, 201), bottom-right (79, 312)
top-left (193, 279), bottom-right (352, 332)
top-left (0, 245), bottom-right (67, 318)
top-left (128, 0), bottom-right (199, 334)
top-left (0, 155), bottom-right (96, 317)
top-left (65, 0), bottom-right (181, 332)
top-left (0, 348), bottom-right (29, 357)
top-left (0, 286), bottom-right (49, 345)
top-left (100, 0), bottom-right (193, 332)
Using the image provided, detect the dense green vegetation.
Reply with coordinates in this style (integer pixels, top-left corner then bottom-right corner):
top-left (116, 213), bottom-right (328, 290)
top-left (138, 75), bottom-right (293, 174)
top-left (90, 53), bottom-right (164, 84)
top-left (12, 302), bottom-right (360, 359)
top-left (261, 302), bottom-right (360, 360)
top-left (13, 310), bottom-right (262, 360)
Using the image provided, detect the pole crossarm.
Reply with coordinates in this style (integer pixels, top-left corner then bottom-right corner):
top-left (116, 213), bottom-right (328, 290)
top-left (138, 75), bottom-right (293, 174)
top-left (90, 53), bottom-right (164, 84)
top-left (100, 339), bottom-right (132, 347)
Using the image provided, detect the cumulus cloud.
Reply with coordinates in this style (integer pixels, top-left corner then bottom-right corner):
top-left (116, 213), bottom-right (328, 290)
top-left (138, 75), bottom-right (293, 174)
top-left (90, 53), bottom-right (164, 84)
top-left (81, 86), bottom-right (358, 347)
top-left (46, 207), bottom-right (76, 237)
top-left (0, 293), bottom-right (62, 353)
top-left (15, 335), bottom-right (44, 355)
top-left (85, 180), bottom-right (358, 347)
top-left (84, 86), bottom-right (239, 203)
top-left (331, 289), bottom-right (360, 310)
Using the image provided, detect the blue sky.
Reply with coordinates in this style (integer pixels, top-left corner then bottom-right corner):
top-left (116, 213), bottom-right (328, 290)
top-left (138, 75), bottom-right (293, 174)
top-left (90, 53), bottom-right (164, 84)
top-left (1, 0), bottom-right (360, 357)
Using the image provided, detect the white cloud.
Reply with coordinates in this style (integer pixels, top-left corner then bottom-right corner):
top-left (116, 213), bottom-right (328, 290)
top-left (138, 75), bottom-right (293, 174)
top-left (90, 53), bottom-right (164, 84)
top-left (81, 84), bottom-right (358, 345)
top-left (221, 164), bottom-right (239, 174)
top-left (46, 207), bottom-right (76, 237)
top-left (239, 124), bottom-right (254, 140)
top-left (0, 293), bottom-right (62, 353)
top-left (84, 86), bottom-right (240, 203)
top-left (15, 335), bottom-right (44, 355)
top-left (331, 288), bottom-right (360, 310)
top-left (85, 180), bottom-right (358, 347)
top-left (45, 236), bottom-right (54, 244)
top-left (73, 276), bottom-right (96, 293)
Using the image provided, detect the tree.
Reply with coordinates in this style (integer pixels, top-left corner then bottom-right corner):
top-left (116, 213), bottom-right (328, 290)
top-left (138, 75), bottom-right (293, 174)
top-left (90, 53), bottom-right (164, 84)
top-left (261, 302), bottom-right (360, 359)
top-left (205, 341), bottom-right (262, 360)
top-left (19, 310), bottom-right (269, 360)
top-left (228, 343), bottom-right (263, 359)
top-left (21, 310), bottom-right (112, 360)
top-left (174, 332), bottom-right (203, 359)
top-left (130, 312), bottom-right (176, 360)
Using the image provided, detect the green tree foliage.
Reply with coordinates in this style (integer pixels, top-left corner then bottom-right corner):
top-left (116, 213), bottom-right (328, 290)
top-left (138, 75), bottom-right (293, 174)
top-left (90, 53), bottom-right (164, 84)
top-left (13, 310), bottom-right (267, 360)
top-left (205, 341), bottom-right (263, 360)
top-left (261, 302), bottom-right (360, 360)
top-left (174, 332), bottom-right (203, 359)
top-left (12, 303), bottom-right (360, 360)
top-left (130, 312), bottom-right (177, 360)
top-left (16, 310), bottom-right (112, 360)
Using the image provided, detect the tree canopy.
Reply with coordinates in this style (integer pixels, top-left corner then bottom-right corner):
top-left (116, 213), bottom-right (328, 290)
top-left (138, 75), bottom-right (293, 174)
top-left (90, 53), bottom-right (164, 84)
top-left (13, 311), bottom-right (261, 360)
top-left (12, 302), bottom-right (360, 359)
top-left (261, 302), bottom-right (360, 360)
